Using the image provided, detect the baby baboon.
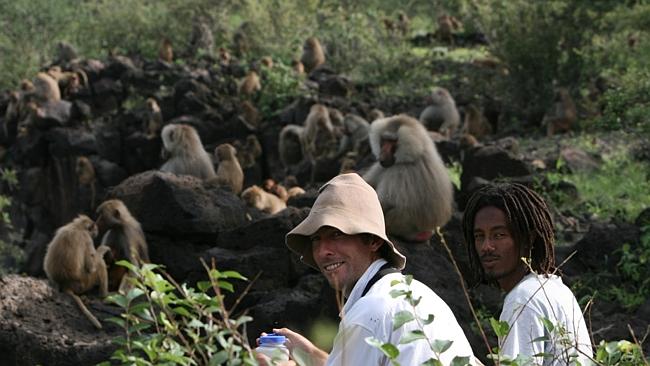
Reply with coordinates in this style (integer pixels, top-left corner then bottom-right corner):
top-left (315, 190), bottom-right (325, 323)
top-left (368, 108), bottom-right (385, 122)
top-left (436, 14), bottom-right (462, 44)
top-left (239, 100), bottom-right (260, 130)
top-left (278, 124), bottom-right (305, 168)
top-left (363, 115), bottom-right (453, 242)
top-left (544, 87), bottom-right (577, 136)
top-left (260, 56), bottom-right (274, 68)
top-left (303, 104), bottom-right (338, 164)
top-left (76, 156), bottom-right (97, 209)
top-left (143, 98), bottom-right (163, 138)
top-left (213, 143), bottom-right (244, 194)
top-left (239, 70), bottom-right (261, 96)
top-left (95, 199), bottom-right (149, 292)
top-left (218, 47), bottom-right (231, 65)
top-left (397, 11), bottom-right (410, 36)
top-left (328, 107), bottom-right (345, 136)
top-left (300, 37), bottom-right (325, 73)
top-left (232, 134), bottom-right (262, 169)
top-left (55, 41), bottom-right (79, 64)
top-left (32, 72), bottom-right (61, 104)
top-left (262, 178), bottom-right (289, 202)
top-left (43, 215), bottom-right (109, 329)
top-left (419, 87), bottom-right (460, 137)
top-left (159, 38), bottom-right (174, 63)
top-left (462, 104), bottom-right (492, 139)
top-left (338, 114), bottom-right (370, 157)
top-left (241, 185), bottom-right (286, 214)
top-left (287, 186), bottom-right (306, 199)
top-left (291, 59), bottom-right (305, 74)
top-left (160, 124), bottom-right (216, 180)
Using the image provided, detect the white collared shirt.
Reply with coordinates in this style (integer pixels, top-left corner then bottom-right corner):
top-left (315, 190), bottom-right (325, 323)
top-left (326, 259), bottom-right (479, 366)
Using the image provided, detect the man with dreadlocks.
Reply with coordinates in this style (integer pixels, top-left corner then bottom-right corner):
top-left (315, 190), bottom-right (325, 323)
top-left (462, 182), bottom-right (592, 365)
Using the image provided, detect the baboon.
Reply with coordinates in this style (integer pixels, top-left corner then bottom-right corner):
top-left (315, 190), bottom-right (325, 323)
top-left (278, 124), bottom-right (305, 168)
top-left (291, 59), bottom-right (305, 74)
top-left (544, 87), bottom-right (577, 136)
top-left (363, 115), bottom-right (454, 242)
top-left (462, 104), bottom-right (492, 139)
top-left (239, 100), bottom-right (260, 130)
top-left (76, 156), bottom-right (97, 209)
top-left (383, 18), bottom-right (396, 34)
top-left (241, 185), bottom-right (286, 214)
top-left (232, 134), bottom-right (262, 169)
top-left (95, 199), bottom-right (149, 292)
top-left (187, 17), bottom-right (214, 57)
top-left (303, 104), bottom-right (338, 164)
top-left (32, 72), bottom-right (61, 104)
top-left (338, 114), bottom-right (370, 157)
top-left (239, 70), bottom-right (261, 96)
top-left (339, 152), bottom-right (358, 174)
top-left (143, 98), bottom-right (163, 138)
top-left (43, 215), bottom-right (109, 329)
top-left (260, 56), bottom-right (274, 68)
top-left (46, 66), bottom-right (88, 97)
top-left (419, 87), bottom-right (460, 137)
top-left (262, 178), bottom-right (289, 202)
top-left (300, 37), bottom-right (325, 73)
top-left (368, 108), bottom-right (385, 122)
top-left (287, 186), bottom-right (306, 200)
top-left (160, 124), bottom-right (216, 180)
top-left (213, 143), bottom-right (244, 194)
top-left (159, 38), bottom-right (174, 63)
top-left (55, 41), bottom-right (79, 63)
top-left (218, 47), bottom-right (231, 65)
top-left (328, 107), bottom-right (345, 136)
top-left (397, 11), bottom-right (410, 36)
top-left (459, 133), bottom-right (480, 163)
top-left (436, 14), bottom-right (462, 44)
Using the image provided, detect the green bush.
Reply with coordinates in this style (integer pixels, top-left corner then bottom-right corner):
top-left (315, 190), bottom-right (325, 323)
top-left (98, 260), bottom-right (255, 366)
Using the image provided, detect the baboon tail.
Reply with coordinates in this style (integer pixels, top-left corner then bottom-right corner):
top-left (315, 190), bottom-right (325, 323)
top-left (65, 289), bottom-right (102, 329)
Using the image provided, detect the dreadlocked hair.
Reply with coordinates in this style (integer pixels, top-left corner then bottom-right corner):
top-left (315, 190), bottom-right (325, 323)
top-left (462, 182), bottom-right (556, 286)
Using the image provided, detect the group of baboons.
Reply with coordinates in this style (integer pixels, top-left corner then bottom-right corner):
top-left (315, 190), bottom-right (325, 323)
top-left (8, 13), bottom-right (580, 329)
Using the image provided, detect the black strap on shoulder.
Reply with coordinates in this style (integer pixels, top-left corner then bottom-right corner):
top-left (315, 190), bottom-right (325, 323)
top-left (361, 262), bottom-right (401, 297)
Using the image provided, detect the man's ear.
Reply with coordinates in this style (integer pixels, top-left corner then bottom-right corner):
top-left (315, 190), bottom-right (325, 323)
top-left (369, 237), bottom-right (384, 252)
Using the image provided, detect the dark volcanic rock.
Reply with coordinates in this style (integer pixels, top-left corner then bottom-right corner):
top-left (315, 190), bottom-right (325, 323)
top-left (108, 171), bottom-right (248, 237)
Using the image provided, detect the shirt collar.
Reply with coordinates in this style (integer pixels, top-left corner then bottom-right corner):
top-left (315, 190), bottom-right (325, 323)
top-left (340, 258), bottom-right (388, 318)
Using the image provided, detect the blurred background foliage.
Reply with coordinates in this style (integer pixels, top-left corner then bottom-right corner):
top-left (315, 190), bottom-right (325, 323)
top-left (0, 0), bottom-right (648, 131)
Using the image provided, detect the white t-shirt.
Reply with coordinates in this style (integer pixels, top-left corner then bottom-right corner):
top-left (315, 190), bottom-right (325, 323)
top-left (499, 273), bottom-right (593, 365)
top-left (325, 259), bottom-right (479, 366)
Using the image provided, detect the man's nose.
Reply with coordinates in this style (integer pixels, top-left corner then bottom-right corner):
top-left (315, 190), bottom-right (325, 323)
top-left (314, 239), bottom-right (335, 258)
top-left (478, 238), bottom-right (495, 254)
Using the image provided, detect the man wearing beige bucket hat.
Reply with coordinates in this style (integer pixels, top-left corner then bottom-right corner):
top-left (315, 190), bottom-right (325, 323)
top-left (260, 173), bottom-right (479, 366)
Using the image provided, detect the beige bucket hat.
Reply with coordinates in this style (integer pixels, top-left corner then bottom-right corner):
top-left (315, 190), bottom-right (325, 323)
top-left (285, 173), bottom-right (406, 271)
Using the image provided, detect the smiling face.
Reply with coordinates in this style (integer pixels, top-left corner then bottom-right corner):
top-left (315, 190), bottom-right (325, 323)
top-left (310, 226), bottom-right (382, 295)
top-left (473, 206), bottom-right (528, 292)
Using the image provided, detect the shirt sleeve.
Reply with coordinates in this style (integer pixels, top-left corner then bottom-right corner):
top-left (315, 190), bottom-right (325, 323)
top-left (500, 302), bottom-right (547, 363)
top-left (326, 323), bottom-right (386, 366)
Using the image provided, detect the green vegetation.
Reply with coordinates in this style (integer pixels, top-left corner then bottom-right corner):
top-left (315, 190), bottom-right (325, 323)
top-left (0, 168), bottom-right (22, 277)
top-left (98, 261), bottom-right (255, 366)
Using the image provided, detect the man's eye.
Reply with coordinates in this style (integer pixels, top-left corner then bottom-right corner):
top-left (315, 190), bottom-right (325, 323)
top-left (473, 234), bottom-right (484, 241)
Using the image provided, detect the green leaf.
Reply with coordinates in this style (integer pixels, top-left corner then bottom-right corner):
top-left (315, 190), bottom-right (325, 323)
top-left (411, 296), bottom-right (421, 307)
top-left (126, 287), bottom-right (145, 301)
top-left (116, 260), bottom-right (137, 272)
top-left (450, 356), bottom-right (471, 366)
top-left (221, 270), bottom-right (248, 281)
top-left (393, 310), bottom-right (415, 330)
top-left (404, 275), bottom-right (413, 286)
top-left (420, 314), bottom-right (434, 325)
top-left (390, 289), bottom-right (408, 298)
top-left (106, 293), bottom-right (128, 308)
top-left (173, 306), bottom-right (191, 317)
top-left (399, 330), bottom-right (426, 344)
top-left (489, 318), bottom-right (510, 337)
top-left (432, 339), bottom-right (453, 354)
top-left (209, 350), bottom-right (229, 365)
top-left (106, 317), bottom-right (126, 328)
top-left (390, 279), bottom-right (402, 286)
top-left (366, 337), bottom-right (399, 359)
top-left (422, 358), bottom-right (443, 366)
top-left (197, 281), bottom-right (212, 292)
top-left (539, 317), bottom-right (554, 332)
top-left (532, 336), bottom-right (549, 342)
top-left (218, 280), bottom-right (234, 292)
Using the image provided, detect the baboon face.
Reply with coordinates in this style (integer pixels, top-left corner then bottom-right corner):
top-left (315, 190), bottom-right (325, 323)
top-left (379, 136), bottom-right (397, 168)
top-left (75, 215), bottom-right (98, 238)
top-left (215, 144), bottom-right (236, 161)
